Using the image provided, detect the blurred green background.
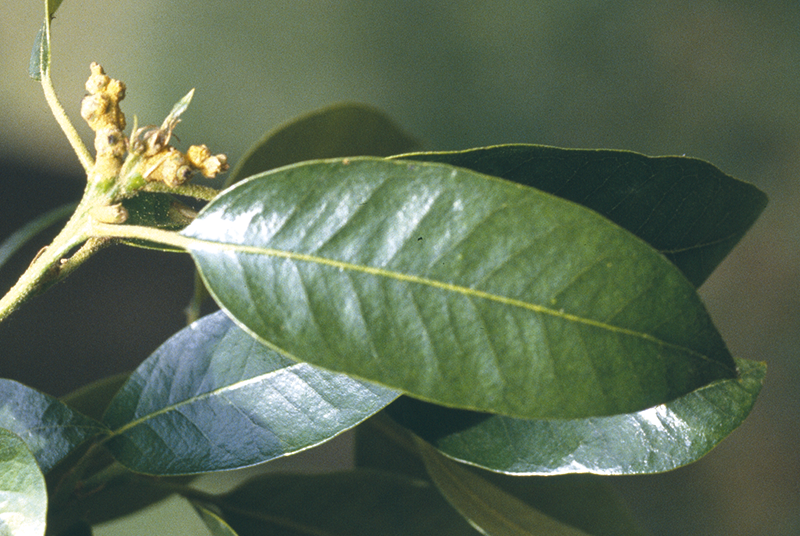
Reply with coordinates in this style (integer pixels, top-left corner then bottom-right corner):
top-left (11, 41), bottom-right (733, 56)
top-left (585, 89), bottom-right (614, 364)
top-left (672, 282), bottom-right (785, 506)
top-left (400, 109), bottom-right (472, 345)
top-left (1, 1), bottom-right (798, 535)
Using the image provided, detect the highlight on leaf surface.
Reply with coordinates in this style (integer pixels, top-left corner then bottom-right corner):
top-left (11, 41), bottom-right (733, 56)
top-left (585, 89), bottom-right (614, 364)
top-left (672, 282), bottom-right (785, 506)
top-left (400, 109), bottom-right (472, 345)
top-left (183, 157), bottom-right (737, 421)
top-left (101, 311), bottom-right (398, 475)
top-left (0, 379), bottom-right (108, 474)
top-left (388, 358), bottom-right (765, 475)
top-left (0, 428), bottom-right (47, 536)
top-left (398, 145), bottom-right (768, 287)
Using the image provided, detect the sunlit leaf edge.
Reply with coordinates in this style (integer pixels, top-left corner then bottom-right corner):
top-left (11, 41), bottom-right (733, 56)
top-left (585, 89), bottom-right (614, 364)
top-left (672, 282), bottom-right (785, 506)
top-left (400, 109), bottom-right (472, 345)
top-left (390, 357), bottom-right (765, 475)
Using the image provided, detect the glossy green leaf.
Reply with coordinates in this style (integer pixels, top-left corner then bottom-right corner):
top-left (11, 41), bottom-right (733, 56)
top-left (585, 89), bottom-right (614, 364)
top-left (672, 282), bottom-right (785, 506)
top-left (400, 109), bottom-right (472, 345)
top-left (188, 102), bottom-right (420, 320)
top-left (398, 145), bottom-right (768, 286)
top-left (217, 470), bottom-right (479, 536)
top-left (0, 380), bottom-right (108, 474)
top-left (183, 157), bottom-right (736, 420)
top-left (102, 311), bottom-right (398, 475)
top-left (226, 102), bottom-right (420, 186)
top-left (193, 505), bottom-right (240, 536)
top-left (0, 428), bottom-right (47, 536)
top-left (418, 439), bottom-right (591, 535)
top-left (0, 203), bottom-right (75, 272)
top-left (390, 358), bottom-right (765, 475)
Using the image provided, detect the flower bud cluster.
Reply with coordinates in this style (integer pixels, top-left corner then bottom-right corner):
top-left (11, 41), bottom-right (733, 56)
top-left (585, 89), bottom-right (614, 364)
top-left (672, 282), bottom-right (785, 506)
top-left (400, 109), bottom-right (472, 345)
top-left (81, 63), bottom-right (127, 178)
top-left (80, 63), bottom-right (228, 189)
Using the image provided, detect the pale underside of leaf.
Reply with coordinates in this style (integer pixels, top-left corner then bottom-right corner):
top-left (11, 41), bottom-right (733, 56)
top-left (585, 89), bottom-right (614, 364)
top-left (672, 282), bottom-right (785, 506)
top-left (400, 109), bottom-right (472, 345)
top-left (388, 357), bottom-right (765, 475)
top-left (0, 428), bottom-right (47, 536)
top-left (102, 311), bottom-right (398, 475)
top-left (0, 380), bottom-right (108, 474)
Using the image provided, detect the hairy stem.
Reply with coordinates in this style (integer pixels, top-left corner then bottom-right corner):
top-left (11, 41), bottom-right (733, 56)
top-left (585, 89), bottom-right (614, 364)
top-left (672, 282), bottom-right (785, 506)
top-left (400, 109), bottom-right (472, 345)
top-left (40, 10), bottom-right (94, 172)
top-left (0, 205), bottom-right (93, 323)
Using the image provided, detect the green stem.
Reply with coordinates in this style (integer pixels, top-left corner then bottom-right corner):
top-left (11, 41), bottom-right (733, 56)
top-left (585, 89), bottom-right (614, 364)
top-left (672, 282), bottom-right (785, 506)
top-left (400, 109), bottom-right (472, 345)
top-left (40, 8), bottom-right (94, 173)
top-left (0, 201), bottom-right (93, 323)
top-left (89, 222), bottom-right (192, 249)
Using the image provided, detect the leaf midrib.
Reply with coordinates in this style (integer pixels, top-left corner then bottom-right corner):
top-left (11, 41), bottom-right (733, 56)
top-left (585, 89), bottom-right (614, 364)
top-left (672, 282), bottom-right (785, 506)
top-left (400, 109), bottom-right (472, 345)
top-left (107, 363), bottom-right (307, 436)
top-left (188, 237), bottom-right (728, 370)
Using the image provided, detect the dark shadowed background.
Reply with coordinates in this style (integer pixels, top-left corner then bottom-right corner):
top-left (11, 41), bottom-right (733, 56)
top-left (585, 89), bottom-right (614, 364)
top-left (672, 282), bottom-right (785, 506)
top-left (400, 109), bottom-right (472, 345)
top-left (1, 1), bottom-right (798, 535)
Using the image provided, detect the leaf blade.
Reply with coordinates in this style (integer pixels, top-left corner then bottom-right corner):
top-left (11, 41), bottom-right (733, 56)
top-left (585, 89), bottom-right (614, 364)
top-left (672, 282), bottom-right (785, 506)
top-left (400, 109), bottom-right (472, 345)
top-left (218, 470), bottom-right (479, 536)
top-left (227, 102), bottom-right (420, 186)
top-left (418, 439), bottom-right (591, 536)
top-left (0, 428), bottom-right (47, 536)
top-left (398, 145), bottom-right (768, 286)
top-left (0, 380), bottom-right (108, 474)
top-left (183, 157), bottom-right (736, 420)
top-left (102, 311), bottom-right (398, 475)
top-left (390, 358), bottom-right (765, 475)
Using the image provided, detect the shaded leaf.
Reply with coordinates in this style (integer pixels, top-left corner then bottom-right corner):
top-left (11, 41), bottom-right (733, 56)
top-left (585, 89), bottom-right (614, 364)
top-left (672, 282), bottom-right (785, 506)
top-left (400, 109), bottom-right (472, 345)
top-left (359, 416), bottom-right (647, 535)
top-left (0, 203), bottom-right (75, 272)
top-left (61, 373), bottom-right (130, 422)
top-left (418, 439), bottom-right (591, 535)
top-left (102, 311), bottom-right (398, 475)
top-left (226, 102), bottom-right (420, 186)
top-left (354, 414), bottom-right (429, 480)
top-left (0, 380), bottom-right (107, 474)
top-left (193, 505), bottom-right (240, 536)
top-left (472, 472), bottom-right (649, 536)
top-left (218, 469), bottom-right (479, 536)
top-left (52, 521), bottom-right (92, 536)
top-left (183, 157), bottom-right (736, 420)
top-left (390, 358), bottom-right (765, 475)
top-left (398, 145), bottom-right (767, 286)
top-left (0, 428), bottom-right (46, 536)
top-left (119, 193), bottom-right (194, 252)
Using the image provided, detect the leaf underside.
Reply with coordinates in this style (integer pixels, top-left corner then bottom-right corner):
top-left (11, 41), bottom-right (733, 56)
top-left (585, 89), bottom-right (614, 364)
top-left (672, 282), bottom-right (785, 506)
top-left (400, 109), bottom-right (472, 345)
top-left (0, 428), bottom-right (47, 536)
top-left (183, 157), bottom-right (736, 421)
top-left (102, 311), bottom-right (398, 475)
top-left (0, 379), bottom-right (107, 474)
top-left (389, 357), bottom-right (765, 475)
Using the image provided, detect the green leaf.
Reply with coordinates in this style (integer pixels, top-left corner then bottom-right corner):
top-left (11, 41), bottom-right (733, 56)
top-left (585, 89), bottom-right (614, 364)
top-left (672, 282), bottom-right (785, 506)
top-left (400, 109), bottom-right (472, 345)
top-left (0, 380), bottom-right (108, 474)
top-left (102, 311), bottom-right (398, 475)
top-left (189, 102), bottom-right (419, 320)
top-left (118, 193), bottom-right (194, 252)
top-left (418, 439), bottom-right (592, 536)
top-left (28, 1), bottom-right (63, 81)
top-left (61, 373), bottom-right (130, 422)
top-left (28, 25), bottom-right (47, 81)
top-left (0, 203), bottom-right (76, 272)
top-left (398, 145), bottom-right (768, 286)
top-left (217, 470), bottom-right (479, 536)
top-left (358, 417), bottom-right (647, 535)
top-left (226, 102), bottom-right (420, 186)
top-left (183, 157), bottom-right (736, 420)
top-left (390, 358), bottom-right (765, 475)
top-left (193, 505), bottom-right (240, 536)
top-left (0, 428), bottom-right (47, 536)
